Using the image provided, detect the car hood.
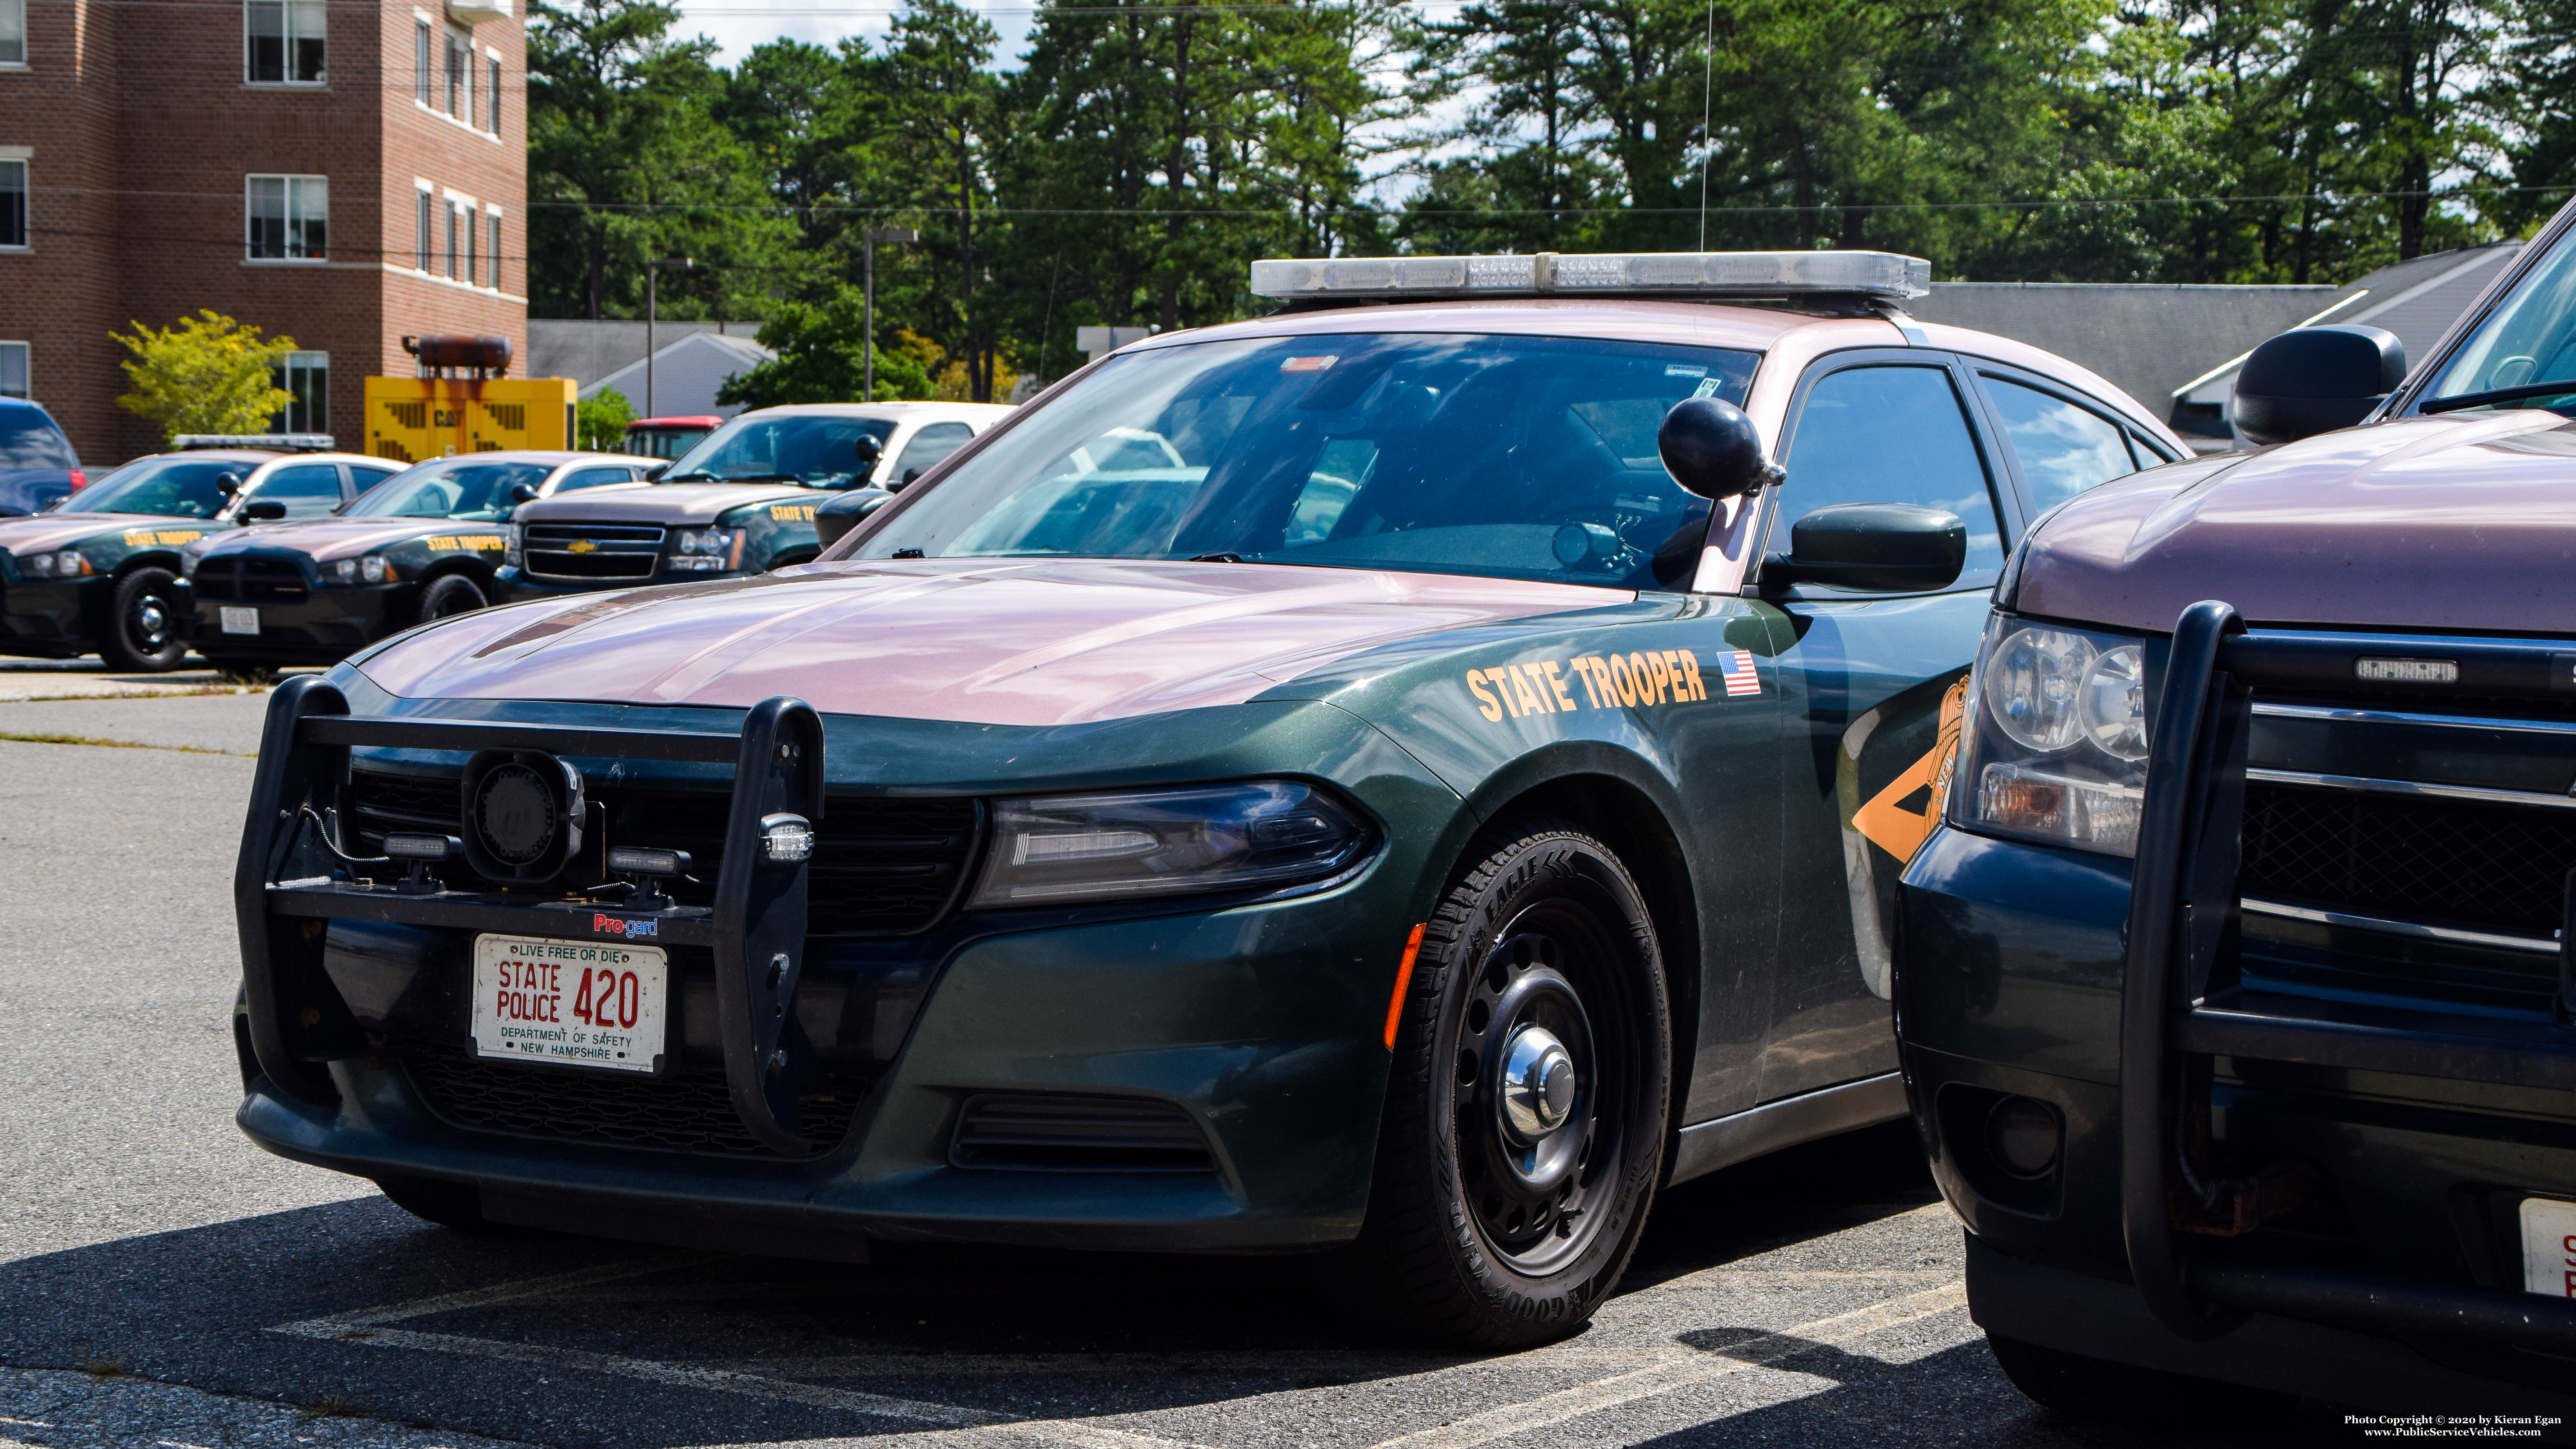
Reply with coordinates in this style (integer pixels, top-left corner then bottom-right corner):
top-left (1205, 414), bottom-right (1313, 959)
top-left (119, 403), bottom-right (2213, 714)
top-left (199, 517), bottom-right (494, 563)
top-left (515, 484), bottom-right (818, 527)
top-left (356, 558), bottom-right (1629, 725)
top-left (2014, 411), bottom-right (2576, 636)
top-left (0, 512), bottom-right (215, 554)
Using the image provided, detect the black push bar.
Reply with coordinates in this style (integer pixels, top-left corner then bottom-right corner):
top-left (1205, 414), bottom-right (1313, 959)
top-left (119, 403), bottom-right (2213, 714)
top-left (233, 676), bottom-right (828, 1154)
top-left (2121, 600), bottom-right (2576, 1354)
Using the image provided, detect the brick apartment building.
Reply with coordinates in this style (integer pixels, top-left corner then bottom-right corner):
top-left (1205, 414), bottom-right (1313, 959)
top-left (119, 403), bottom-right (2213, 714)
top-left (0, 0), bottom-right (526, 466)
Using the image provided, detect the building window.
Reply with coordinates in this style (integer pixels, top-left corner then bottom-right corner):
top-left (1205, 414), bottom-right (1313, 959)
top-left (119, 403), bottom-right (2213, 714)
top-left (487, 55), bottom-right (502, 133)
top-left (444, 199), bottom-right (460, 279)
top-left (444, 30), bottom-right (465, 116)
top-left (463, 202), bottom-right (477, 284)
top-left (0, 343), bottom-right (27, 399)
top-left (414, 19), bottom-right (430, 104)
top-left (415, 186), bottom-right (433, 270)
top-left (270, 351), bottom-right (326, 432)
top-left (487, 209), bottom-right (503, 289)
top-left (246, 174), bottom-right (326, 260)
top-left (245, 0), bottom-right (324, 83)
top-left (0, 0), bottom-right (24, 65)
top-left (0, 159), bottom-right (23, 249)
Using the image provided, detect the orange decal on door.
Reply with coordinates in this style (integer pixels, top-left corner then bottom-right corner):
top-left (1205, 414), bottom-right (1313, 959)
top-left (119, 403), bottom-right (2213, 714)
top-left (1853, 677), bottom-right (1968, 863)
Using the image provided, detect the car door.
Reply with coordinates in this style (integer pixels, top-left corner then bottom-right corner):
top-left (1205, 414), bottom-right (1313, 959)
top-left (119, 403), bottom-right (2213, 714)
top-left (237, 461), bottom-right (349, 520)
top-left (1966, 363), bottom-right (2153, 520)
top-left (1751, 351), bottom-right (2024, 1103)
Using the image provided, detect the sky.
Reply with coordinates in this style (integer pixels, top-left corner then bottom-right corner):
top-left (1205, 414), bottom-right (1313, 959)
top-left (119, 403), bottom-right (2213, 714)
top-left (675, 0), bottom-right (1039, 66)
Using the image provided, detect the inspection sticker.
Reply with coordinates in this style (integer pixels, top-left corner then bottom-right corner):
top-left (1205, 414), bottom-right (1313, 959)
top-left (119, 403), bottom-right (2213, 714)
top-left (471, 933), bottom-right (667, 1075)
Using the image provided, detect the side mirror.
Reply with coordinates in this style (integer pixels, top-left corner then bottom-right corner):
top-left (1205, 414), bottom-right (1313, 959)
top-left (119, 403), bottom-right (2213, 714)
top-left (216, 474), bottom-right (242, 497)
top-left (510, 482), bottom-right (540, 504)
top-left (853, 435), bottom-right (885, 469)
top-left (644, 462), bottom-right (671, 481)
top-left (1766, 504), bottom-right (1964, 593)
top-left (811, 487), bottom-right (894, 548)
top-left (1658, 397), bottom-right (1776, 501)
top-left (2233, 324), bottom-right (2405, 446)
top-left (238, 499), bottom-right (289, 522)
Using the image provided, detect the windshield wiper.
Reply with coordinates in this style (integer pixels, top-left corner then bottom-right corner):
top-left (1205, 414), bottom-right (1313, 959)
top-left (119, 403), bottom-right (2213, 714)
top-left (1188, 551), bottom-right (1272, 564)
top-left (2419, 378), bottom-right (2576, 414)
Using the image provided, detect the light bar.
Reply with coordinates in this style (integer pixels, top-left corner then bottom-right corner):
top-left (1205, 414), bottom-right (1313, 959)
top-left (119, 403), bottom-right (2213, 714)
top-left (384, 832), bottom-right (459, 860)
top-left (1248, 250), bottom-right (1931, 303)
top-left (607, 845), bottom-right (690, 878)
top-left (173, 433), bottom-right (337, 452)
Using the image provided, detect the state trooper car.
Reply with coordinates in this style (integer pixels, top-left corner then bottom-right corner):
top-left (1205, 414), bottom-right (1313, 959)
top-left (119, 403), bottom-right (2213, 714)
top-left (182, 450), bottom-right (651, 671)
top-left (231, 251), bottom-right (2180, 1346)
top-left (0, 443), bottom-right (399, 670)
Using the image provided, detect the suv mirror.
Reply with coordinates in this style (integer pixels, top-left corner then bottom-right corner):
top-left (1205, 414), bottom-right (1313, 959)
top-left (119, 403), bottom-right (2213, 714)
top-left (1767, 503), bottom-right (1965, 593)
top-left (644, 462), bottom-right (671, 481)
top-left (2233, 324), bottom-right (2405, 446)
top-left (1658, 397), bottom-right (1775, 501)
top-left (811, 487), bottom-right (895, 549)
top-left (216, 473), bottom-right (242, 497)
top-left (510, 482), bottom-right (540, 503)
top-left (238, 499), bottom-right (289, 522)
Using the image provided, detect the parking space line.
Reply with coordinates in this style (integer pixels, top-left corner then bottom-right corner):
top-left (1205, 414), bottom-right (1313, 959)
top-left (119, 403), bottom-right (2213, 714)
top-left (1365, 1281), bottom-right (1967, 1449)
top-left (276, 1253), bottom-right (714, 1333)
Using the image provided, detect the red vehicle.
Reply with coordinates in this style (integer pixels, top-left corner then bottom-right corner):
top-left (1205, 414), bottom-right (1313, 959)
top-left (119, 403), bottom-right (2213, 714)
top-left (620, 416), bottom-right (722, 462)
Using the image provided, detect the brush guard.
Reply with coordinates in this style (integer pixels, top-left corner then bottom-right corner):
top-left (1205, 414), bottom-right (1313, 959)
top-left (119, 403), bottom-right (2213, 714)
top-left (2123, 599), bottom-right (2576, 1356)
top-left (233, 674), bottom-right (828, 1154)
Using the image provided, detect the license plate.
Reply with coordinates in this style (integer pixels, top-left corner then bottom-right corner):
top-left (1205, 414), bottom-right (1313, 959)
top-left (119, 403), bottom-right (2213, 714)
top-left (471, 933), bottom-right (666, 1074)
top-left (2520, 1197), bottom-right (2576, 1297)
top-left (219, 606), bottom-right (260, 636)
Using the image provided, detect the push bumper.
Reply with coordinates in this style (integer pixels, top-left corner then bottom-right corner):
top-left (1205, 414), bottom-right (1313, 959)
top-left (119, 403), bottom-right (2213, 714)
top-left (495, 563), bottom-right (718, 603)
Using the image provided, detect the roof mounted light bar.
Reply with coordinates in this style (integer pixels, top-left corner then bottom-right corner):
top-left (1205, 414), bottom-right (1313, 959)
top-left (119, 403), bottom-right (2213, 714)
top-left (173, 433), bottom-right (337, 452)
top-left (1249, 250), bottom-right (1931, 304)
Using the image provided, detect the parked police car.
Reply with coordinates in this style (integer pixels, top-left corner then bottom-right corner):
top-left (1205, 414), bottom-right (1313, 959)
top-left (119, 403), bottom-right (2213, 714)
top-left (1896, 198), bottom-right (2576, 1418)
top-left (0, 441), bottom-right (398, 670)
top-left (231, 251), bottom-right (2179, 1346)
top-left (182, 451), bottom-right (651, 671)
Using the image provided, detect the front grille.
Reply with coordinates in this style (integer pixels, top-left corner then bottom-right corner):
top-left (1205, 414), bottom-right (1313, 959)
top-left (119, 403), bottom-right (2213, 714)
top-left (345, 770), bottom-right (981, 936)
top-left (2241, 783), bottom-right (2576, 938)
top-left (950, 1095), bottom-right (1215, 1172)
top-left (399, 1045), bottom-right (864, 1157)
top-left (193, 554), bottom-right (308, 603)
top-left (524, 522), bottom-right (664, 581)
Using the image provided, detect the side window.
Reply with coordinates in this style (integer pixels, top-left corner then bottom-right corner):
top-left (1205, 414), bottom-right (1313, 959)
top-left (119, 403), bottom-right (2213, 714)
top-left (555, 467), bottom-right (635, 492)
top-left (894, 422), bottom-right (975, 483)
top-left (349, 464), bottom-right (402, 493)
top-left (1981, 375), bottom-right (2136, 511)
top-left (1777, 364), bottom-right (2005, 581)
top-left (250, 463), bottom-right (345, 517)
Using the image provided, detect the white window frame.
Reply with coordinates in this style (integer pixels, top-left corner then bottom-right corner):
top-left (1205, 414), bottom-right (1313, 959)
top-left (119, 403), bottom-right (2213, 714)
top-left (0, 0), bottom-right (26, 67)
top-left (270, 350), bottom-right (326, 433)
top-left (0, 151), bottom-right (26, 252)
top-left (0, 341), bottom-right (28, 400)
top-left (244, 173), bottom-right (326, 262)
top-left (414, 181), bottom-right (433, 272)
top-left (485, 206), bottom-right (503, 291)
top-left (443, 190), bottom-right (472, 280)
top-left (485, 50), bottom-right (502, 134)
top-left (413, 17), bottom-right (431, 106)
top-left (443, 27), bottom-right (467, 117)
top-left (243, 0), bottom-right (325, 85)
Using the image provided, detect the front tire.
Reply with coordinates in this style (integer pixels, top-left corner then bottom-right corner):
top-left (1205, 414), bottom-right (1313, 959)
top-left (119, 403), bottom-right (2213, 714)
top-left (102, 567), bottom-right (186, 671)
top-left (415, 572), bottom-right (489, 626)
top-left (1342, 819), bottom-right (1672, 1348)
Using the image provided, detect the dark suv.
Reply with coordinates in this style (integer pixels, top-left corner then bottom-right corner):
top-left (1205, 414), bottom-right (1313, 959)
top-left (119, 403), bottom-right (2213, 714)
top-left (0, 399), bottom-right (83, 515)
top-left (1895, 197), bottom-right (2576, 1420)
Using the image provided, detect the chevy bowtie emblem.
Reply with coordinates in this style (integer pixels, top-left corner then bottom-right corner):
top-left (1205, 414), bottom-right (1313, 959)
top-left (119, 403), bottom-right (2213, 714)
top-left (568, 539), bottom-right (597, 554)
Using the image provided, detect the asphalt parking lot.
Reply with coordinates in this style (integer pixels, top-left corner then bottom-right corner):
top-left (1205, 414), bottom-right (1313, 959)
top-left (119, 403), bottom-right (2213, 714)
top-left (0, 660), bottom-right (2343, 1448)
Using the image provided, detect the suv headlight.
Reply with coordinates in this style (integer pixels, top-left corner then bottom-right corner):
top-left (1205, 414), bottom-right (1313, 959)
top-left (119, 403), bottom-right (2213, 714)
top-left (328, 555), bottom-right (394, 585)
top-left (20, 549), bottom-right (89, 579)
top-left (503, 525), bottom-right (523, 570)
top-left (1951, 615), bottom-right (2149, 857)
top-left (668, 528), bottom-right (738, 571)
top-left (968, 780), bottom-right (1372, 908)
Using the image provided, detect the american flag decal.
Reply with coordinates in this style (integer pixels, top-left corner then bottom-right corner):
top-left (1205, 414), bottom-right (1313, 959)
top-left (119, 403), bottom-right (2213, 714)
top-left (1715, 649), bottom-right (1761, 697)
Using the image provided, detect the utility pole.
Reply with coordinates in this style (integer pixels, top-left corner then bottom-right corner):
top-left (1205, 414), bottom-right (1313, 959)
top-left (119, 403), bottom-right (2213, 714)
top-left (863, 226), bottom-right (918, 403)
top-left (644, 255), bottom-right (694, 419)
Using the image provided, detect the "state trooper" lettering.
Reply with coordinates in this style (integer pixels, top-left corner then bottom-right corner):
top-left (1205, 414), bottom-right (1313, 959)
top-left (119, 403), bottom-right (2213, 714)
top-left (1464, 649), bottom-right (1733, 722)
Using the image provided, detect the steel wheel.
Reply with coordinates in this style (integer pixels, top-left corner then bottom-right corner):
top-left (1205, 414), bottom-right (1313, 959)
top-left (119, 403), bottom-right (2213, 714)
top-left (103, 567), bottom-right (186, 671)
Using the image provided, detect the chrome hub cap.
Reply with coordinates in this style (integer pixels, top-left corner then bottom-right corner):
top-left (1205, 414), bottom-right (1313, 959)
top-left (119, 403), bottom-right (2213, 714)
top-left (132, 597), bottom-right (169, 649)
top-left (1500, 1026), bottom-right (1577, 1142)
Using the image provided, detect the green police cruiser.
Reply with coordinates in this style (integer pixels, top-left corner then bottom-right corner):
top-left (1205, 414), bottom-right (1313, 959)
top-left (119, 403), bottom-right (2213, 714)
top-left (182, 451), bottom-right (652, 672)
top-left (0, 443), bottom-right (400, 670)
top-left (232, 251), bottom-right (2182, 1346)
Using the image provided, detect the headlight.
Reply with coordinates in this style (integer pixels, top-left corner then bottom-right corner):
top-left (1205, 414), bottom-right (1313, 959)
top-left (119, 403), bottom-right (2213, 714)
top-left (668, 528), bottom-right (737, 572)
top-left (21, 550), bottom-right (88, 579)
top-left (1952, 616), bottom-right (2149, 857)
top-left (328, 555), bottom-right (395, 585)
top-left (503, 525), bottom-right (523, 570)
top-left (968, 780), bottom-right (1372, 908)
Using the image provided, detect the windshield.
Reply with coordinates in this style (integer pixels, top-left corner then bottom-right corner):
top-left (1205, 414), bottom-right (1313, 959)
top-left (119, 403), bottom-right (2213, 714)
top-left (853, 333), bottom-right (1758, 588)
top-left (0, 407), bottom-right (76, 469)
top-left (2427, 232), bottom-right (2576, 411)
top-left (345, 460), bottom-right (552, 520)
top-left (662, 413), bottom-right (896, 487)
top-left (67, 456), bottom-right (250, 517)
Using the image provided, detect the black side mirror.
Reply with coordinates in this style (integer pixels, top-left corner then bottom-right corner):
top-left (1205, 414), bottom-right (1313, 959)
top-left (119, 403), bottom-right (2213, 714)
top-left (510, 482), bottom-right (540, 504)
top-left (2233, 324), bottom-right (2406, 446)
top-left (644, 462), bottom-right (671, 481)
top-left (811, 488), bottom-right (895, 548)
top-left (1766, 504), bottom-right (1965, 593)
top-left (238, 499), bottom-right (289, 522)
top-left (853, 435), bottom-right (885, 468)
top-left (216, 473), bottom-right (242, 497)
top-left (1658, 397), bottom-right (1777, 501)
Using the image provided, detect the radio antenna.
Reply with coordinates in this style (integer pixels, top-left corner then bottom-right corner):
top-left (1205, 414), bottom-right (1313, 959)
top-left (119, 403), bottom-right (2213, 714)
top-left (1699, 0), bottom-right (1715, 251)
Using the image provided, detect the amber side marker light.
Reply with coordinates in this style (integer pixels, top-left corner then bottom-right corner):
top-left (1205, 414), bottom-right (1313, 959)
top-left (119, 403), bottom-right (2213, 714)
top-left (1383, 923), bottom-right (1428, 1050)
